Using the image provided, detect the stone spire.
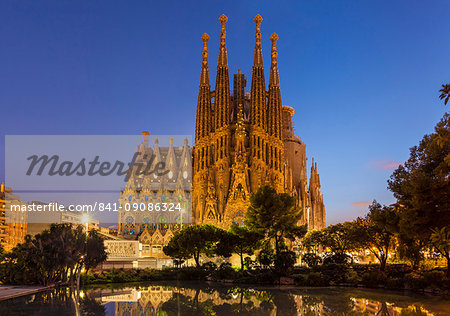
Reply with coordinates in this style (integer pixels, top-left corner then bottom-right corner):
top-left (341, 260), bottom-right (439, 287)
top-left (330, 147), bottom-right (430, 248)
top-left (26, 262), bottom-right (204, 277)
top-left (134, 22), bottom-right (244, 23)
top-left (268, 32), bottom-right (282, 139)
top-left (309, 158), bottom-right (325, 229)
top-left (250, 14), bottom-right (266, 130)
top-left (269, 33), bottom-right (280, 87)
top-left (195, 33), bottom-right (212, 142)
top-left (214, 14), bottom-right (231, 130)
top-left (200, 33), bottom-right (210, 86)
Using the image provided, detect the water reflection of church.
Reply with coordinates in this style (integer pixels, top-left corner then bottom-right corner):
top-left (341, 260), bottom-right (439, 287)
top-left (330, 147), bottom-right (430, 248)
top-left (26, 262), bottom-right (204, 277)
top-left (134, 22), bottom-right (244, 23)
top-left (94, 285), bottom-right (434, 316)
top-left (100, 286), bottom-right (280, 315)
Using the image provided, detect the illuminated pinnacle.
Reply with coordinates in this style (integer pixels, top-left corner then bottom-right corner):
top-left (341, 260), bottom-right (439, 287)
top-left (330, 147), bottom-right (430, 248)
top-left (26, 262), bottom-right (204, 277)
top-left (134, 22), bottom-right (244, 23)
top-left (201, 33), bottom-right (210, 62)
top-left (199, 33), bottom-right (210, 85)
top-left (270, 33), bottom-right (279, 59)
top-left (219, 14), bottom-right (228, 24)
top-left (219, 14), bottom-right (228, 39)
top-left (254, 14), bottom-right (263, 33)
top-left (270, 32), bottom-right (279, 43)
top-left (254, 14), bottom-right (263, 25)
top-left (201, 33), bottom-right (210, 42)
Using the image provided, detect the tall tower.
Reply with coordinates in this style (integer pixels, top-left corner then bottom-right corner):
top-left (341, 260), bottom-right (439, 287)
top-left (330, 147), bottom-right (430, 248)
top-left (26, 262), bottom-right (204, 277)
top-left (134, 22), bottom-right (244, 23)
top-left (309, 158), bottom-right (326, 229)
top-left (249, 14), bottom-right (268, 192)
top-left (266, 32), bottom-right (285, 192)
top-left (268, 33), bottom-right (282, 140)
top-left (212, 14), bottom-right (232, 221)
top-left (193, 33), bottom-right (212, 223)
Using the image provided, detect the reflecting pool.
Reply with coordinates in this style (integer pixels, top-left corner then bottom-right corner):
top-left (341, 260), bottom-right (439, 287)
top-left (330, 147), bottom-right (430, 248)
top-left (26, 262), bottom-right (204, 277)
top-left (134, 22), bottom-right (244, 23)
top-left (0, 281), bottom-right (448, 315)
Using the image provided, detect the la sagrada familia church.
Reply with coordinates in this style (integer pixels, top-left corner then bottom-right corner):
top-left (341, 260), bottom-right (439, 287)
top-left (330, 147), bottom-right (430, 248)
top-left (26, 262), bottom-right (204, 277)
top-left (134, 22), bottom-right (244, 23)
top-left (193, 14), bottom-right (325, 230)
top-left (115, 15), bottom-right (325, 260)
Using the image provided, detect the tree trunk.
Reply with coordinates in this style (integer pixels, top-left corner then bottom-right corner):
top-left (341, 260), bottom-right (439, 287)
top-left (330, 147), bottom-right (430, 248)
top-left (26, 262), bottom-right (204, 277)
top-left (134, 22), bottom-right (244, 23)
top-left (446, 255), bottom-right (450, 278)
top-left (412, 257), bottom-right (420, 270)
top-left (194, 252), bottom-right (200, 267)
top-left (380, 257), bottom-right (386, 271)
top-left (76, 266), bottom-right (82, 292)
top-left (275, 235), bottom-right (279, 258)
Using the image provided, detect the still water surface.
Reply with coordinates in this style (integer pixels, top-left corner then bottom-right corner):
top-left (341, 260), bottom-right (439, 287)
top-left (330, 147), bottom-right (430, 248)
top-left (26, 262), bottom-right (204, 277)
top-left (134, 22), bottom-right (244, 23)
top-left (0, 281), bottom-right (448, 315)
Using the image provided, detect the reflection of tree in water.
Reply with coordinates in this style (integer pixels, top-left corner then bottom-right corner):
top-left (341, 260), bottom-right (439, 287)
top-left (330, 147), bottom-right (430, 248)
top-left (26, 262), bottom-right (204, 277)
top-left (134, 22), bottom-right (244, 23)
top-left (398, 304), bottom-right (430, 316)
top-left (213, 287), bottom-right (275, 315)
top-left (79, 296), bottom-right (106, 316)
top-left (160, 286), bottom-right (277, 316)
top-left (377, 302), bottom-right (390, 316)
top-left (299, 295), bottom-right (324, 315)
top-left (320, 293), bottom-right (357, 315)
top-left (160, 289), bottom-right (216, 316)
top-left (0, 287), bottom-right (105, 316)
top-left (0, 284), bottom-right (440, 315)
top-left (271, 291), bottom-right (298, 316)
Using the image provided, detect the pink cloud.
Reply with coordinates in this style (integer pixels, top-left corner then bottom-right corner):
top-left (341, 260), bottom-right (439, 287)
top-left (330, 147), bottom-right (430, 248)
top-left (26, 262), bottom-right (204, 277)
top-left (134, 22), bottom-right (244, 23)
top-left (372, 159), bottom-right (402, 171)
top-left (352, 201), bottom-right (372, 207)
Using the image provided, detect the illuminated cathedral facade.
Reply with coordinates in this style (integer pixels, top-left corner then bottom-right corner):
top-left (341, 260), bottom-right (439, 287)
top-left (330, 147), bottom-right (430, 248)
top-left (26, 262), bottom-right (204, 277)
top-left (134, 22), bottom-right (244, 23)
top-left (192, 14), bottom-right (325, 230)
top-left (117, 14), bottom-right (326, 246)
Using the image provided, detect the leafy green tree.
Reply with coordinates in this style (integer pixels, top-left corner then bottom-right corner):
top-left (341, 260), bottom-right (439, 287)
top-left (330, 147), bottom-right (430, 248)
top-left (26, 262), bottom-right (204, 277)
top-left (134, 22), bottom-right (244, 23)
top-left (388, 113), bottom-right (450, 268)
top-left (245, 185), bottom-right (307, 265)
top-left (215, 223), bottom-right (262, 270)
top-left (439, 84), bottom-right (450, 105)
top-left (163, 224), bottom-right (222, 267)
top-left (256, 242), bottom-right (275, 268)
top-left (320, 222), bottom-right (359, 254)
top-left (84, 230), bottom-right (108, 272)
top-left (163, 234), bottom-right (192, 264)
top-left (302, 229), bottom-right (324, 254)
top-left (354, 201), bottom-right (399, 271)
top-left (0, 224), bottom-right (106, 286)
top-left (430, 227), bottom-right (450, 277)
top-left (302, 253), bottom-right (322, 267)
top-left (274, 250), bottom-right (297, 275)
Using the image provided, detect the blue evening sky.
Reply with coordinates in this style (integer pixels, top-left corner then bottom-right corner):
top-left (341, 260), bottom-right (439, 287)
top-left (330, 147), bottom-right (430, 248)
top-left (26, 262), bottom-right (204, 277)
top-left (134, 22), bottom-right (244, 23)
top-left (1, 1), bottom-right (449, 224)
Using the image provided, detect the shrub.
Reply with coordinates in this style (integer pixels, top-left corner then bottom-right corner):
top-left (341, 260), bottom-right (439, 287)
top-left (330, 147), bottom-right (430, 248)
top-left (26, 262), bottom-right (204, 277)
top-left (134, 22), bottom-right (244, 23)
top-left (323, 253), bottom-right (352, 265)
top-left (254, 270), bottom-right (277, 284)
top-left (201, 261), bottom-right (217, 272)
top-left (256, 245), bottom-right (275, 268)
top-left (243, 257), bottom-right (256, 270)
top-left (404, 272), bottom-right (427, 289)
top-left (386, 277), bottom-right (404, 290)
top-left (423, 270), bottom-right (445, 287)
top-left (293, 274), bottom-right (308, 286)
top-left (362, 270), bottom-right (387, 287)
top-left (274, 251), bottom-right (296, 276)
top-left (302, 253), bottom-right (322, 267)
top-left (110, 272), bottom-right (128, 283)
top-left (306, 272), bottom-right (329, 286)
top-left (317, 263), bottom-right (350, 284)
top-left (385, 264), bottom-right (412, 279)
top-left (177, 267), bottom-right (209, 280)
top-left (211, 262), bottom-right (240, 280)
top-left (292, 266), bottom-right (310, 274)
top-left (344, 269), bottom-right (359, 285)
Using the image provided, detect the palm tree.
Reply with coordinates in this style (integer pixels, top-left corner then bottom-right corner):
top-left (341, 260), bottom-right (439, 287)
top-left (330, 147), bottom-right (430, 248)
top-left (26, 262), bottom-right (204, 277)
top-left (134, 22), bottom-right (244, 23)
top-left (439, 84), bottom-right (450, 105)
